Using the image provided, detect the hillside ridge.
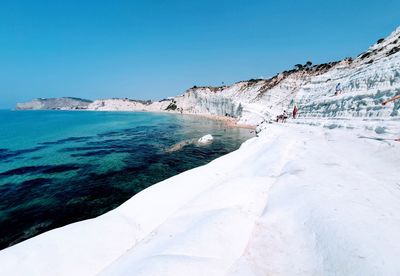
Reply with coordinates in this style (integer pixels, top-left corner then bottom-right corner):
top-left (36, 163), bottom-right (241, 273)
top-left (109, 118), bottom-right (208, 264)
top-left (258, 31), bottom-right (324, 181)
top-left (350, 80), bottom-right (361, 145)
top-left (16, 27), bottom-right (400, 126)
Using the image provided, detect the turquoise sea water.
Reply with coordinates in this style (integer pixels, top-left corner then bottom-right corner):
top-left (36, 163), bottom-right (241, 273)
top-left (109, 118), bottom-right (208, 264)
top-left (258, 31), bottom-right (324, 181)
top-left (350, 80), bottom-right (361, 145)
top-left (0, 110), bottom-right (253, 249)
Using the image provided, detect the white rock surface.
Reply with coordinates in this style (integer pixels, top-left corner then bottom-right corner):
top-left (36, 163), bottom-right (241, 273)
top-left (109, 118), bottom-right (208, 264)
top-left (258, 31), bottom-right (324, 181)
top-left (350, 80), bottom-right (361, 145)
top-left (3, 26), bottom-right (400, 276)
top-left (198, 134), bottom-right (214, 144)
top-left (169, 28), bottom-right (400, 125)
top-left (83, 28), bottom-right (400, 126)
top-left (87, 99), bottom-right (172, 112)
top-left (0, 124), bottom-right (399, 276)
top-left (16, 28), bottom-right (400, 126)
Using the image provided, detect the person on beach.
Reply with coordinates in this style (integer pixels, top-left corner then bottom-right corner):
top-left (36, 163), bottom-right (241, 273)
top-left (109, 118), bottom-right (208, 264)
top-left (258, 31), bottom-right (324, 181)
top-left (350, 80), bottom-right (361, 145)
top-left (282, 110), bottom-right (288, 122)
top-left (335, 83), bottom-right (342, 95)
top-left (292, 105), bottom-right (298, 119)
top-left (276, 110), bottom-right (288, 123)
top-left (275, 110), bottom-right (289, 123)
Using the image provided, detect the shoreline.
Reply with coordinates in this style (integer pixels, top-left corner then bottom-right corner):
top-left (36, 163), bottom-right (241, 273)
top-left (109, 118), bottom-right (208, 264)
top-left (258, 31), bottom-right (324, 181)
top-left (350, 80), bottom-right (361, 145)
top-left (2, 123), bottom-right (399, 275)
top-left (179, 112), bottom-right (257, 130)
top-left (4, 25), bottom-right (400, 275)
top-left (12, 108), bottom-right (258, 130)
top-left (0, 109), bottom-right (255, 251)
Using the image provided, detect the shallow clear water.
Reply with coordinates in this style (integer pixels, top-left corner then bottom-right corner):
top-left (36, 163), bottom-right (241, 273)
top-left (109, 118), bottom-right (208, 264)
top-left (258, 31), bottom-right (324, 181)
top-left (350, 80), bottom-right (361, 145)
top-left (0, 110), bottom-right (254, 249)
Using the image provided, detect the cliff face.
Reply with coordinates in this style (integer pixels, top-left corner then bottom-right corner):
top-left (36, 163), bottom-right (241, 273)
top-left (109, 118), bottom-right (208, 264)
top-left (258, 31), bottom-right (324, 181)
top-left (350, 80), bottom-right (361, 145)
top-left (87, 99), bottom-right (171, 112)
top-left (15, 27), bottom-right (400, 126)
top-left (171, 27), bottom-right (400, 125)
top-left (4, 28), bottom-right (400, 276)
top-left (16, 97), bottom-right (92, 110)
top-left (293, 28), bottom-right (400, 120)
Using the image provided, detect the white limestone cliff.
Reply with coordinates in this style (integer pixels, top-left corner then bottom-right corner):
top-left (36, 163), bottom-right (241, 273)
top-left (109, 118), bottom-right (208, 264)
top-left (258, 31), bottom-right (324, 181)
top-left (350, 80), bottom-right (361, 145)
top-left (5, 26), bottom-right (400, 276)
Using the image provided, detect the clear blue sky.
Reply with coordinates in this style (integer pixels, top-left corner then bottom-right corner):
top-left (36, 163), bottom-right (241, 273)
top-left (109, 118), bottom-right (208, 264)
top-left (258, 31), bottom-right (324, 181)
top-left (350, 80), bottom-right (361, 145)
top-left (1, 0), bottom-right (399, 108)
